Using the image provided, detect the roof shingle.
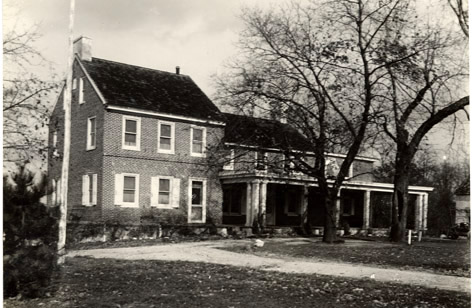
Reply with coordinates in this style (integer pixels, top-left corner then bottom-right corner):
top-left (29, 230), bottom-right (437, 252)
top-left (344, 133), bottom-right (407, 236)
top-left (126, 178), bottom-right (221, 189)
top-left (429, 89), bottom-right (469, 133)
top-left (82, 57), bottom-right (223, 121)
top-left (223, 113), bottom-right (313, 151)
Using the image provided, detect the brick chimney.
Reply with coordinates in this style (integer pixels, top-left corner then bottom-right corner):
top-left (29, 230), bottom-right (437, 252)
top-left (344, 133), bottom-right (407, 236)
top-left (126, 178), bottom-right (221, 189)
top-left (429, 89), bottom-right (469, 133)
top-left (73, 36), bottom-right (92, 61)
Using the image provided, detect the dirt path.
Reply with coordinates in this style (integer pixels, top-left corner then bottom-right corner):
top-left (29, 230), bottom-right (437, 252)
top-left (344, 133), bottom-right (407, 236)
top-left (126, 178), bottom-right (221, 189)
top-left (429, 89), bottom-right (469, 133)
top-left (68, 239), bottom-right (470, 293)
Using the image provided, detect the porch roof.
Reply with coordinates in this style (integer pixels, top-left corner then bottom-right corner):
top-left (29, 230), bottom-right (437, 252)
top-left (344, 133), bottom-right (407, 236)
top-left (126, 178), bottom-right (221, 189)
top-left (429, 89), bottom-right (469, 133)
top-left (219, 171), bottom-right (434, 194)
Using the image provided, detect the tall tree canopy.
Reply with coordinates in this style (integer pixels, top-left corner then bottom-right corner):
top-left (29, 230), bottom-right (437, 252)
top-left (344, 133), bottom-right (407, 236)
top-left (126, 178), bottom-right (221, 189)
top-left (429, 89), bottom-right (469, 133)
top-left (215, 0), bottom-right (468, 242)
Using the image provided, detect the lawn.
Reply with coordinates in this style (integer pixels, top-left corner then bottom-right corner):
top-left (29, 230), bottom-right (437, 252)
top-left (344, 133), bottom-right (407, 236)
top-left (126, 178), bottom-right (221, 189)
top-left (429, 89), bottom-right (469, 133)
top-left (222, 238), bottom-right (471, 277)
top-left (4, 257), bottom-right (470, 308)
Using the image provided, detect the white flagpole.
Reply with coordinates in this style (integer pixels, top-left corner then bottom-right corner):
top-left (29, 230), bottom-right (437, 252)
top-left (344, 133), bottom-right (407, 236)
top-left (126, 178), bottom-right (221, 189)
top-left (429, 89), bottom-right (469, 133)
top-left (58, 0), bottom-right (75, 265)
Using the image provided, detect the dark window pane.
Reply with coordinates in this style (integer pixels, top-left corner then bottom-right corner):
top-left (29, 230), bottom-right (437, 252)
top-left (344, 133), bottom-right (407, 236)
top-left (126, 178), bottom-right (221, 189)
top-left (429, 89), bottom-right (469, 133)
top-left (160, 137), bottom-right (171, 149)
top-left (161, 124), bottom-right (171, 137)
top-left (125, 120), bottom-right (137, 133)
top-left (90, 118), bottom-right (96, 130)
top-left (193, 128), bottom-right (203, 141)
top-left (159, 179), bottom-right (170, 192)
top-left (125, 133), bottom-right (136, 146)
top-left (123, 176), bottom-right (135, 189)
top-left (192, 181), bottom-right (203, 205)
top-left (123, 190), bottom-right (135, 202)
top-left (158, 192), bottom-right (170, 204)
top-left (192, 143), bottom-right (202, 154)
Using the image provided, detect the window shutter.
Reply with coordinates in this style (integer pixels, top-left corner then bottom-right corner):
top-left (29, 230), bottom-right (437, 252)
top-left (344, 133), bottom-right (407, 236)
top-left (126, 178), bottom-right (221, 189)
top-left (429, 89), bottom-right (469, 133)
top-left (150, 177), bottom-right (158, 207)
top-left (82, 175), bottom-right (89, 206)
top-left (114, 174), bottom-right (123, 205)
top-left (92, 174), bottom-right (98, 205)
top-left (171, 178), bottom-right (181, 208)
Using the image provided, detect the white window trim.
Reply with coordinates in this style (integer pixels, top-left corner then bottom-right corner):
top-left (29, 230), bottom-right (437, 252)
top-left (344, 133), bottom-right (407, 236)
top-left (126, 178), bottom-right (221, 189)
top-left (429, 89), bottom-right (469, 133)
top-left (82, 173), bottom-right (98, 206)
top-left (153, 176), bottom-right (173, 208)
top-left (52, 131), bottom-right (58, 148)
top-left (190, 125), bottom-right (206, 157)
top-left (51, 179), bottom-right (56, 206)
top-left (72, 78), bottom-right (77, 90)
top-left (86, 116), bottom-right (96, 151)
top-left (157, 120), bottom-right (175, 154)
top-left (79, 77), bottom-right (85, 104)
top-left (119, 173), bottom-right (140, 208)
top-left (223, 149), bottom-right (234, 171)
top-left (122, 115), bottom-right (141, 151)
top-left (188, 177), bottom-right (207, 223)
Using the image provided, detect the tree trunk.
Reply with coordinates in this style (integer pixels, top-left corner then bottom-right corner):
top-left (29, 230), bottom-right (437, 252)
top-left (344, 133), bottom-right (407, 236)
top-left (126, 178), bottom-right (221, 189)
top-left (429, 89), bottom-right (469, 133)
top-left (390, 158), bottom-right (411, 242)
top-left (323, 194), bottom-right (338, 243)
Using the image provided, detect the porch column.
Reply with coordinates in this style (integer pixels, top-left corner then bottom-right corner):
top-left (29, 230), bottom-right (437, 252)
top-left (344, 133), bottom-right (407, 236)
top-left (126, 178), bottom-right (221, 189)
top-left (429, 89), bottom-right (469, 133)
top-left (301, 185), bottom-right (309, 225)
top-left (363, 190), bottom-right (371, 230)
top-left (335, 190), bottom-right (341, 227)
top-left (245, 182), bottom-right (252, 226)
top-left (423, 193), bottom-right (429, 230)
top-left (251, 180), bottom-right (260, 225)
top-left (415, 194), bottom-right (424, 231)
top-left (259, 181), bottom-right (268, 227)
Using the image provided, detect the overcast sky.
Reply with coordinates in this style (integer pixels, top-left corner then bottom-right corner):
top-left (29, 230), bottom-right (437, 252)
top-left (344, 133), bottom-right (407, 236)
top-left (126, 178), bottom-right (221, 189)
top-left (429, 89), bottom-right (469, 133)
top-left (4, 0), bottom-right (280, 96)
top-left (3, 0), bottom-right (469, 161)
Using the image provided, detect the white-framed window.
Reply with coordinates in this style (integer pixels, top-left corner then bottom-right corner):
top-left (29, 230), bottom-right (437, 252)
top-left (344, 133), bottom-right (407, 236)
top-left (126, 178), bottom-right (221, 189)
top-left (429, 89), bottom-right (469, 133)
top-left (151, 176), bottom-right (181, 208)
top-left (122, 116), bottom-right (141, 151)
top-left (255, 151), bottom-right (268, 171)
top-left (82, 174), bottom-right (98, 206)
top-left (51, 179), bottom-right (57, 206)
top-left (52, 131), bottom-right (58, 148)
top-left (72, 78), bottom-right (77, 90)
top-left (79, 77), bottom-right (85, 104)
top-left (222, 149), bottom-right (234, 171)
top-left (157, 121), bottom-right (175, 154)
top-left (190, 126), bottom-right (206, 157)
top-left (114, 173), bottom-right (140, 207)
top-left (56, 179), bottom-right (61, 205)
top-left (188, 178), bottom-right (207, 223)
top-left (87, 117), bottom-right (96, 150)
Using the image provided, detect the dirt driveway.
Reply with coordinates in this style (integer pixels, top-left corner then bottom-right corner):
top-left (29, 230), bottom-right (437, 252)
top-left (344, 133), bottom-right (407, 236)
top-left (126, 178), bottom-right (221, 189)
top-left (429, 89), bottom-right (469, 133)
top-left (68, 238), bottom-right (470, 293)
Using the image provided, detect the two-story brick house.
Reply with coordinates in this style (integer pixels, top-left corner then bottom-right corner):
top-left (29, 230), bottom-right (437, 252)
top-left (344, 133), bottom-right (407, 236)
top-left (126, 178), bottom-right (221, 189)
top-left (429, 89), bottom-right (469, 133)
top-left (48, 37), bottom-right (433, 235)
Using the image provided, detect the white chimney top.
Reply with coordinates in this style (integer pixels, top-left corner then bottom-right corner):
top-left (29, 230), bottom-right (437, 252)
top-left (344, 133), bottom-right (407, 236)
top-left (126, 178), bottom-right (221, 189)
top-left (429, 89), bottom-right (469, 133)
top-left (73, 36), bottom-right (92, 61)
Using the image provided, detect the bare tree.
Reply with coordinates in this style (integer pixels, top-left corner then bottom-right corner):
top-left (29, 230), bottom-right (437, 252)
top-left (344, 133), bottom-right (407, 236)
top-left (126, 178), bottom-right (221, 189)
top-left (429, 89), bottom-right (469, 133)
top-left (215, 0), bottom-right (421, 242)
top-left (372, 9), bottom-right (469, 241)
top-left (3, 27), bottom-right (59, 167)
top-left (448, 0), bottom-right (469, 37)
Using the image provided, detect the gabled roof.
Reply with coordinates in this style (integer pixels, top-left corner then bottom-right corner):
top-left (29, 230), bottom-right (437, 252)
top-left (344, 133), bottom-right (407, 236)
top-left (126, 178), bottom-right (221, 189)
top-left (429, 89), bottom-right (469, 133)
top-left (223, 113), bottom-right (313, 152)
top-left (81, 57), bottom-right (223, 122)
top-left (456, 179), bottom-right (470, 195)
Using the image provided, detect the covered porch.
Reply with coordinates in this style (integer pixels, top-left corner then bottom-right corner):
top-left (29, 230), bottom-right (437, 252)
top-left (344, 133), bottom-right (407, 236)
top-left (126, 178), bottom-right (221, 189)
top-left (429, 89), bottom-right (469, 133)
top-left (220, 174), bottom-right (433, 233)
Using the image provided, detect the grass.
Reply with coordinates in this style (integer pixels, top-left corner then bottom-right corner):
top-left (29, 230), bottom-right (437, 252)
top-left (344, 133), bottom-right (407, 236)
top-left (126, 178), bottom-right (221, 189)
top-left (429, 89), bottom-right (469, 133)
top-left (4, 257), bottom-right (470, 308)
top-left (222, 237), bottom-right (471, 277)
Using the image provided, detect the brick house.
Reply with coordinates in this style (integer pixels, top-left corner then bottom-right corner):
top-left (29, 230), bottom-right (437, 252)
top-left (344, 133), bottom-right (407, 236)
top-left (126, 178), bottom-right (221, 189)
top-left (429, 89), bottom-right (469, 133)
top-left (48, 37), bottom-right (433, 234)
